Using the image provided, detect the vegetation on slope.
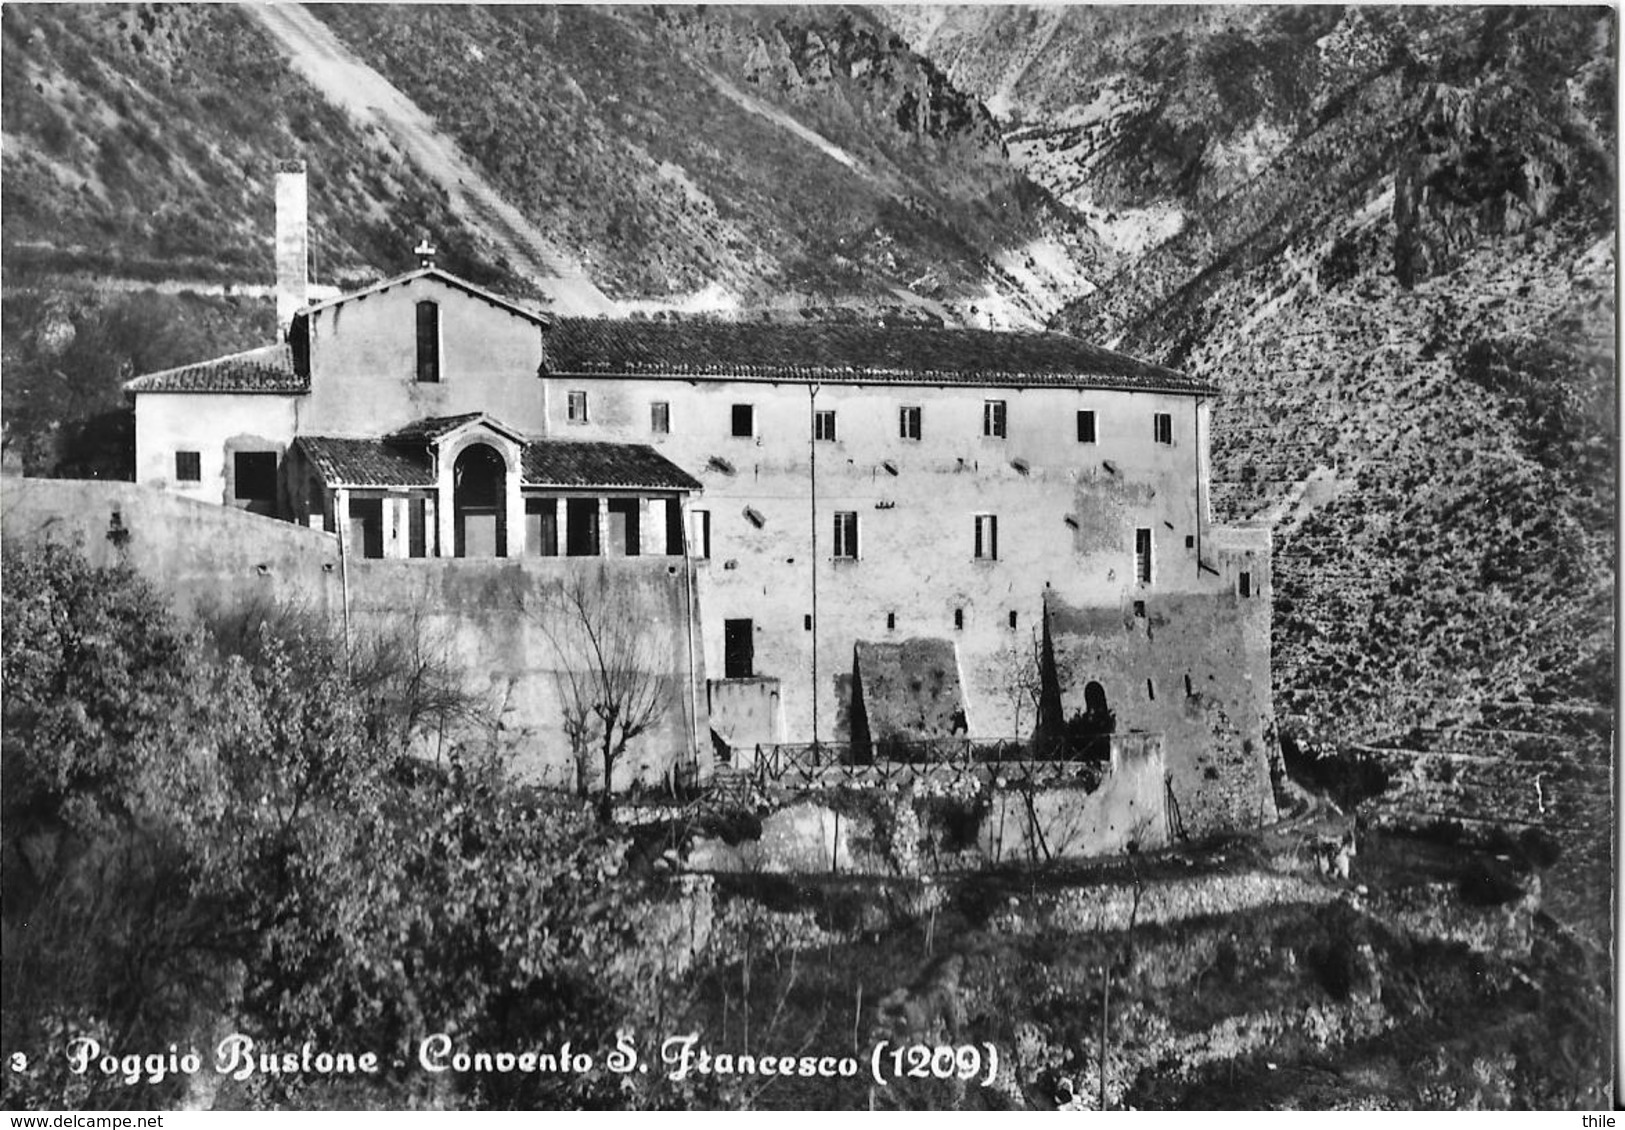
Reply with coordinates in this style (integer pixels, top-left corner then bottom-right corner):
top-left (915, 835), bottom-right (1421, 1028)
top-left (1, 541), bottom-right (694, 1110)
top-left (312, 4), bottom-right (1101, 307)
top-left (1038, 7), bottom-right (1616, 748)
top-left (1, 287), bottom-right (275, 477)
top-left (3, 541), bottom-right (1608, 1110)
top-left (1, 3), bottom-right (522, 291)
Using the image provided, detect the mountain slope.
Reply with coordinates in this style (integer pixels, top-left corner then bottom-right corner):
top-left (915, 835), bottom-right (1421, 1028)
top-left (1061, 7), bottom-right (1616, 749)
top-left (310, 4), bottom-right (1108, 322)
top-left (244, 3), bottom-right (616, 314)
top-left (0, 3), bottom-right (521, 291)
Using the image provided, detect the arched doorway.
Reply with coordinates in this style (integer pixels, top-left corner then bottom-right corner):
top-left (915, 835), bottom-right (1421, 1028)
top-left (1076, 680), bottom-right (1115, 761)
top-left (454, 443), bottom-right (506, 557)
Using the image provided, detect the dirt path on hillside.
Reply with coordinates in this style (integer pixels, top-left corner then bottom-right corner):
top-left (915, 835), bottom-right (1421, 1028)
top-left (694, 64), bottom-right (875, 181)
top-left (246, 3), bottom-right (619, 315)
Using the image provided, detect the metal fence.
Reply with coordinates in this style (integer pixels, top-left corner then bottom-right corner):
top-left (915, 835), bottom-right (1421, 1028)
top-left (730, 733), bottom-right (1154, 791)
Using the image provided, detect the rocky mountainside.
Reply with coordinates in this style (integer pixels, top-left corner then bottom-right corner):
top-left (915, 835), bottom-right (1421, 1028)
top-left (886, 6), bottom-right (1616, 759)
top-left (307, 4), bottom-right (1106, 322)
top-left (1, 4), bottom-right (518, 291)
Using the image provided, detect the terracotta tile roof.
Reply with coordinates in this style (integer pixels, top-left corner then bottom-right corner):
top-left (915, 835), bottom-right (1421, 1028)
top-left (544, 318), bottom-right (1212, 394)
top-left (296, 435), bottom-right (700, 492)
top-left (124, 344), bottom-right (307, 394)
top-left (385, 414), bottom-right (487, 443)
top-left (295, 437), bottom-right (434, 488)
top-left (522, 440), bottom-right (701, 491)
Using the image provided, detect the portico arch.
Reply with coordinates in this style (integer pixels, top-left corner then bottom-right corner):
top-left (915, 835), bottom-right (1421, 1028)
top-left (454, 442), bottom-right (507, 557)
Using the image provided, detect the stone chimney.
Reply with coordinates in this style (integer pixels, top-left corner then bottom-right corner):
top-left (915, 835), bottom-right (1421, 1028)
top-left (275, 159), bottom-right (308, 334)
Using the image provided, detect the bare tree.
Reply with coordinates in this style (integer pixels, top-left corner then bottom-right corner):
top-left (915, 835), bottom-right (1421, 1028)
top-left (532, 566), bottom-right (671, 819)
top-left (992, 619), bottom-right (1077, 749)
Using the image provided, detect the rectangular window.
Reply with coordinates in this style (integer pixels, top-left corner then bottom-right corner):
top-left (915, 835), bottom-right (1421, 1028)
top-left (1135, 528), bottom-right (1153, 583)
top-left (1077, 410), bottom-right (1097, 444)
top-left (724, 618), bottom-right (754, 679)
top-left (567, 390), bottom-right (589, 424)
top-left (814, 409), bottom-right (837, 442)
top-left (233, 451), bottom-right (277, 501)
top-left (651, 401), bottom-right (671, 434)
top-left (415, 301), bottom-right (439, 382)
top-left (1239, 571), bottom-right (1252, 598)
top-left (175, 451), bottom-right (201, 482)
top-left (953, 608), bottom-right (964, 630)
top-left (1153, 413), bottom-right (1172, 445)
top-left (974, 514), bottom-right (998, 560)
top-left (731, 404), bottom-right (755, 438)
top-left (983, 400), bottom-right (1007, 438)
top-left (692, 509), bottom-right (711, 559)
top-left (833, 511), bottom-right (859, 559)
top-left (899, 406), bottom-right (922, 440)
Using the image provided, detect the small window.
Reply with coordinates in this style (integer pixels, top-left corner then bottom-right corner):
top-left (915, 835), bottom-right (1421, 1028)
top-left (1008, 610), bottom-right (1018, 630)
top-left (567, 390), bottom-right (589, 424)
top-left (886, 612), bottom-right (896, 630)
top-left (651, 401), bottom-right (671, 434)
top-left (814, 410), bottom-right (837, 442)
top-left (175, 451), bottom-right (201, 482)
top-left (1153, 413), bottom-right (1172, 445)
top-left (731, 404), bottom-right (755, 438)
top-left (983, 399), bottom-right (1007, 438)
top-left (1135, 528), bottom-right (1153, 583)
top-left (833, 511), bottom-right (859, 559)
top-left (804, 614), bottom-right (813, 631)
top-left (1239, 571), bottom-right (1252, 598)
top-left (974, 514), bottom-right (998, 560)
top-left (1077, 410), bottom-right (1097, 444)
top-left (900, 406), bottom-right (922, 441)
top-left (954, 608), bottom-right (964, 631)
top-left (693, 509), bottom-right (711, 559)
top-left (415, 300), bottom-right (439, 382)
top-left (233, 451), bottom-right (277, 501)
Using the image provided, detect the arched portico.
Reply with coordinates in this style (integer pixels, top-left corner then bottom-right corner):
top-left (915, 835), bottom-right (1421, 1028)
top-left (453, 442), bottom-right (507, 557)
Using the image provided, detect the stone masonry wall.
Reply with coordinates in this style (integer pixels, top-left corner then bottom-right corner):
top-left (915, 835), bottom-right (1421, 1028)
top-left (1046, 590), bottom-right (1277, 838)
top-left (2, 478), bottom-right (709, 788)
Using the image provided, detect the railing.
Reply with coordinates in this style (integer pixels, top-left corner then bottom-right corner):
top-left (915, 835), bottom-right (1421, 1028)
top-left (734, 734), bottom-right (1152, 792)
